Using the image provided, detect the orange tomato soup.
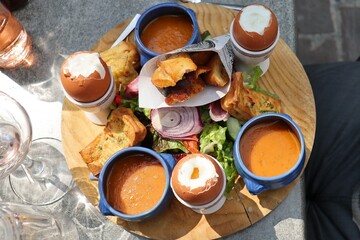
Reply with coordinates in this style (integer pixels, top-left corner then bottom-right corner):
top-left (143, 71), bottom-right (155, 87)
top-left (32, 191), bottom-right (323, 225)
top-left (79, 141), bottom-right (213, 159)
top-left (140, 15), bottom-right (193, 54)
top-left (105, 154), bottom-right (166, 215)
top-left (240, 120), bottom-right (301, 177)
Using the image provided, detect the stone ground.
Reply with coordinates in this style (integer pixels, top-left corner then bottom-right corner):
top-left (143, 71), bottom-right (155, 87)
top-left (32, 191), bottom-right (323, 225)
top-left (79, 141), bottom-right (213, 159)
top-left (295, 0), bottom-right (360, 65)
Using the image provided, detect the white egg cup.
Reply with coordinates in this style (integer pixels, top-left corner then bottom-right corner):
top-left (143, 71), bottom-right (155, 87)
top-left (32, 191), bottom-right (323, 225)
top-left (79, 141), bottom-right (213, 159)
top-left (171, 158), bottom-right (227, 215)
top-left (63, 72), bottom-right (116, 126)
top-left (229, 20), bottom-right (280, 75)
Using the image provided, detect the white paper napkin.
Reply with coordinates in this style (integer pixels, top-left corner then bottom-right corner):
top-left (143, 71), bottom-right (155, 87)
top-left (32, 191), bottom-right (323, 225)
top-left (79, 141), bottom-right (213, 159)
top-left (0, 71), bottom-right (62, 140)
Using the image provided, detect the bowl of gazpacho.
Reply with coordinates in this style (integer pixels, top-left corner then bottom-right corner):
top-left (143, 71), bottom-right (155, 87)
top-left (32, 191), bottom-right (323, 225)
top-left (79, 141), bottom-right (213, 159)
top-left (134, 2), bottom-right (202, 66)
top-left (233, 113), bottom-right (305, 195)
top-left (98, 147), bottom-right (176, 221)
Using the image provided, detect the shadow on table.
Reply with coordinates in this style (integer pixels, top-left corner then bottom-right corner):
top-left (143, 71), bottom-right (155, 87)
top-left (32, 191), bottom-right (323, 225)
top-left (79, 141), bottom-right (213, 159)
top-left (117, 197), bottom-right (201, 239)
top-left (1, 44), bottom-right (66, 103)
top-left (207, 178), bottom-right (304, 239)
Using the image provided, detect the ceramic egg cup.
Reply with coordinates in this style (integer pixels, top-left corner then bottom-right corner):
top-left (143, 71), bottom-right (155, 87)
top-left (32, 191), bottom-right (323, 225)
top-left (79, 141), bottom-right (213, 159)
top-left (63, 71), bottom-right (116, 126)
top-left (229, 20), bottom-right (280, 75)
top-left (171, 158), bottom-right (227, 215)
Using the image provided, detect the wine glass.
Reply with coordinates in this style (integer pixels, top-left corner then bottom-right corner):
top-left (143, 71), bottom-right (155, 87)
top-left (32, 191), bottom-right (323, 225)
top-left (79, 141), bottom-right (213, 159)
top-left (0, 201), bottom-right (78, 239)
top-left (0, 91), bottom-right (74, 205)
top-left (1, 202), bottom-right (62, 239)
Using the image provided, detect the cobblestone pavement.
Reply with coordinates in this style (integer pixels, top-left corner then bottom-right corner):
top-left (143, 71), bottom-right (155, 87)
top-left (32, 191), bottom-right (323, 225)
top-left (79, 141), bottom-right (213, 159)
top-left (296, 0), bottom-right (360, 65)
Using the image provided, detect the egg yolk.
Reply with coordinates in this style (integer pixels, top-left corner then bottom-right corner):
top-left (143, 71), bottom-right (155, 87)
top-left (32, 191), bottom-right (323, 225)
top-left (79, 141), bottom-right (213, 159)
top-left (191, 168), bottom-right (200, 179)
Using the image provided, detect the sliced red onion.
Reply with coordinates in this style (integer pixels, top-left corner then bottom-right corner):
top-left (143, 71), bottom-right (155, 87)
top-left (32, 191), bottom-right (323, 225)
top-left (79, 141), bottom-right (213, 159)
top-left (150, 107), bottom-right (203, 140)
top-left (125, 76), bottom-right (139, 98)
top-left (209, 100), bottom-right (229, 122)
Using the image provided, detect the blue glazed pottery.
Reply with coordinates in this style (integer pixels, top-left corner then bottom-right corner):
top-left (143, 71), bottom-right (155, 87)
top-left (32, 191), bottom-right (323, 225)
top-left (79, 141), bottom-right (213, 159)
top-left (134, 2), bottom-right (202, 66)
top-left (98, 146), bottom-right (176, 222)
top-left (233, 113), bottom-right (306, 195)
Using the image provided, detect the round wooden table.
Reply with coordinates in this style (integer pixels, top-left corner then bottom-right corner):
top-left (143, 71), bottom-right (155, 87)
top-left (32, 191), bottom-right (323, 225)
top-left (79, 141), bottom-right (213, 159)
top-left (61, 3), bottom-right (315, 239)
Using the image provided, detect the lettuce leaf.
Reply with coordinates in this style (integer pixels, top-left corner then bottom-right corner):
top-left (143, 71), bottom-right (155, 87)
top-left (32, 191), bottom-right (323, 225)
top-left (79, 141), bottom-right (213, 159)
top-left (152, 130), bottom-right (189, 153)
top-left (243, 66), bottom-right (279, 99)
top-left (199, 123), bottom-right (237, 197)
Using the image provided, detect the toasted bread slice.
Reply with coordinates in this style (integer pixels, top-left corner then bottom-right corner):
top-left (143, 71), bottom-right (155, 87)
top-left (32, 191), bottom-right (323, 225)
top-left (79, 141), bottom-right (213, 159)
top-left (79, 107), bottom-right (146, 176)
top-left (81, 130), bottom-right (132, 176)
top-left (190, 51), bottom-right (215, 66)
top-left (151, 53), bottom-right (197, 88)
top-left (221, 72), bottom-right (252, 121)
top-left (195, 65), bottom-right (211, 79)
top-left (203, 54), bottom-right (229, 87)
top-left (164, 71), bottom-right (206, 105)
top-left (221, 72), bottom-right (281, 121)
top-left (151, 66), bottom-right (178, 88)
top-left (100, 41), bottom-right (139, 91)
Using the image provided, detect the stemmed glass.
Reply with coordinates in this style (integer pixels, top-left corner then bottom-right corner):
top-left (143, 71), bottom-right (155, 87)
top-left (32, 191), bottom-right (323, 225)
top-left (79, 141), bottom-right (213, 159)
top-left (0, 201), bottom-right (78, 239)
top-left (0, 91), bottom-right (73, 205)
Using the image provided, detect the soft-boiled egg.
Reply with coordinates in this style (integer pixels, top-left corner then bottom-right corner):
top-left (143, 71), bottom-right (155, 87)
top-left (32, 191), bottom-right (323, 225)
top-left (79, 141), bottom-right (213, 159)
top-left (171, 154), bottom-right (224, 205)
top-left (232, 4), bottom-right (278, 51)
top-left (60, 51), bottom-right (111, 103)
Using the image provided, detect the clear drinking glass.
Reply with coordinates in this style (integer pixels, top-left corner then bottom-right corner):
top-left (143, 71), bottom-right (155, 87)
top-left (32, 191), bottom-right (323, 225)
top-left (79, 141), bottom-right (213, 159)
top-left (0, 91), bottom-right (74, 205)
top-left (0, 2), bottom-right (32, 68)
top-left (0, 201), bottom-right (77, 239)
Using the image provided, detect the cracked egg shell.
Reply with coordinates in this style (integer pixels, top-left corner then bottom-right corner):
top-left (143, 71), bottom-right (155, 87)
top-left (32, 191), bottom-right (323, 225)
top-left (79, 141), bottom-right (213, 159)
top-left (60, 51), bottom-right (111, 103)
top-left (233, 4), bottom-right (278, 51)
top-left (171, 154), bottom-right (224, 206)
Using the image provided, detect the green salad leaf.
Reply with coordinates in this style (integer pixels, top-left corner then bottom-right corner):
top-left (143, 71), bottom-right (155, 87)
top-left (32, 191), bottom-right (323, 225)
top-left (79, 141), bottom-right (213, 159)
top-left (200, 123), bottom-right (227, 153)
top-left (120, 97), bottom-right (142, 113)
top-left (199, 105), bottom-right (212, 125)
top-left (199, 123), bottom-right (237, 197)
top-left (201, 30), bottom-right (212, 41)
top-left (243, 66), bottom-right (279, 99)
top-left (152, 130), bottom-right (189, 154)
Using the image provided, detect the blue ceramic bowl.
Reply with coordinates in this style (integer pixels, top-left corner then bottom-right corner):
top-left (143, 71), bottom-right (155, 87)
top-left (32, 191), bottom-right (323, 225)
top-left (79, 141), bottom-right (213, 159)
top-left (233, 113), bottom-right (306, 195)
top-left (98, 147), bottom-right (176, 222)
top-left (134, 2), bottom-right (202, 66)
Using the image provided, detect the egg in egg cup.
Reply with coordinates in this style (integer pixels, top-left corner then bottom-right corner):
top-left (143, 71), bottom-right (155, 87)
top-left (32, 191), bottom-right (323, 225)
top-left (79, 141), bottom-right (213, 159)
top-left (170, 154), bottom-right (227, 214)
top-left (230, 4), bottom-right (279, 74)
top-left (60, 51), bottom-right (116, 125)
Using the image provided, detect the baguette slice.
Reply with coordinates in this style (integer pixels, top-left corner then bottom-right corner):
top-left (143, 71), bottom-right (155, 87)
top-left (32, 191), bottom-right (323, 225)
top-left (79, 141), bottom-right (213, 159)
top-left (79, 107), bottom-right (146, 176)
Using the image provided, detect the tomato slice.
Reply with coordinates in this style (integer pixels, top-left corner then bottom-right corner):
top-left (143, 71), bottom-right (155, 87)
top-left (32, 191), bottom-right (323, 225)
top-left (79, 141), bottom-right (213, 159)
top-left (182, 135), bottom-right (200, 153)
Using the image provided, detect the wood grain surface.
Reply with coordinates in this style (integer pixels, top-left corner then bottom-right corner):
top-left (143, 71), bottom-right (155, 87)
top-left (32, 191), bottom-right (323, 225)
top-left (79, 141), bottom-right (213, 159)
top-left (61, 3), bottom-right (316, 239)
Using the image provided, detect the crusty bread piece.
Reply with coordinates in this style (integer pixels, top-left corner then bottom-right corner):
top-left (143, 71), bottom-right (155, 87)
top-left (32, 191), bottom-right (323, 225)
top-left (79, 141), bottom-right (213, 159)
top-left (79, 107), bottom-right (146, 176)
top-left (165, 72), bottom-right (206, 105)
top-left (100, 41), bottom-right (140, 91)
top-left (190, 51), bottom-right (215, 66)
top-left (195, 65), bottom-right (211, 79)
top-left (221, 72), bottom-right (281, 121)
top-left (221, 72), bottom-right (252, 121)
top-left (80, 131), bottom-right (132, 176)
top-left (203, 54), bottom-right (229, 87)
top-left (151, 53), bottom-right (197, 88)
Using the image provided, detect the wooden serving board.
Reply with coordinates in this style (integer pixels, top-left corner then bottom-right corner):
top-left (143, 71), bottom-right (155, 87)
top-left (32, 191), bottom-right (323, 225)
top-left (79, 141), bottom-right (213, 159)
top-left (61, 3), bottom-right (316, 239)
